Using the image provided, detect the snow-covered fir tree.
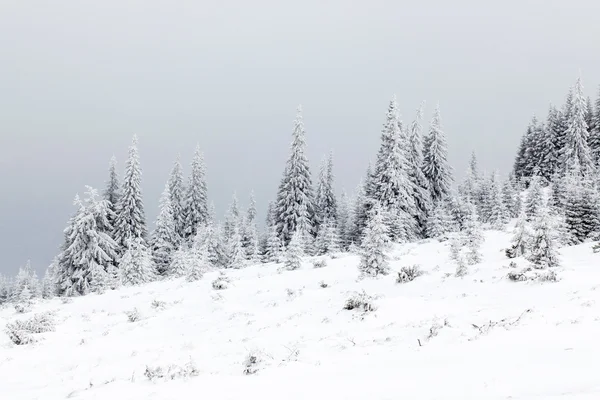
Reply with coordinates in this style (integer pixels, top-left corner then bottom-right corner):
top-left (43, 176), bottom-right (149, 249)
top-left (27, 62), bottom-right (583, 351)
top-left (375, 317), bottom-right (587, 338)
top-left (463, 203), bottom-right (483, 265)
top-left (525, 174), bottom-right (544, 220)
top-left (314, 217), bottom-right (340, 255)
top-left (168, 156), bottom-right (186, 244)
top-left (42, 262), bottom-right (58, 299)
top-left (561, 77), bottom-right (594, 175)
top-left (187, 234), bottom-right (209, 281)
top-left (358, 204), bottom-right (390, 277)
top-left (265, 224), bottom-right (283, 263)
top-left (12, 260), bottom-right (39, 302)
top-left (224, 192), bottom-right (241, 240)
top-left (275, 106), bottom-right (315, 245)
top-left (184, 145), bottom-right (209, 240)
top-left (150, 183), bottom-right (178, 275)
top-left (226, 226), bottom-right (246, 269)
top-left (349, 167), bottom-right (372, 245)
top-left (103, 156), bottom-right (121, 236)
top-left (502, 176), bottom-right (521, 218)
top-left (562, 168), bottom-right (600, 245)
top-left (423, 104), bottom-right (453, 202)
top-left (590, 88), bottom-right (600, 167)
top-left (336, 191), bottom-right (352, 249)
top-left (0, 275), bottom-right (11, 304)
top-left (56, 188), bottom-right (119, 296)
top-left (408, 102), bottom-right (432, 238)
top-left (114, 135), bottom-right (147, 252)
top-left (169, 248), bottom-right (191, 278)
top-left (506, 210), bottom-right (530, 259)
top-left (487, 172), bottom-right (509, 229)
top-left (371, 96), bottom-right (415, 242)
top-left (284, 230), bottom-right (303, 271)
top-left (426, 199), bottom-right (454, 238)
top-left (314, 152), bottom-right (338, 232)
top-left (527, 205), bottom-right (561, 269)
top-left (119, 237), bottom-right (156, 285)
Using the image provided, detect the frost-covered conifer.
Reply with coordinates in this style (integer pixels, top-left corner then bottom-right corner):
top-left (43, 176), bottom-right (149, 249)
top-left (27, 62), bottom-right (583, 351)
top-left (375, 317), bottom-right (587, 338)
top-left (315, 152), bottom-right (338, 232)
top-left (12, 260), bottom-right (40, 302)
top-left (563, 168), bottom-right (600, 244)
top-left (150, 183), bottom-right (178, 275)
top-left (187, 238), bottom-right (209, 281)
top-left (562, 77), bottom-right (594, 175)
top-left (525, 175), bottom-right (544, 220)
top-left (487, 172), bottom-right (510, 229)
top-left (336, 191), bottom-right (352, 250)
top-left (169, 248), bottom-right (190, 278)
top-left (41, 263), bottom-right (58, 299)
top-left (275, 106), bottom-right (315, 245)
top-left (349, 168), bottom-right (372, 244)
top-left (371, 96), bottom-right (416, 242)
top-left (0, 275), bottom-right (11, 304)
top-left (590, 88), bottom-right (600, 167)
top-left (184, 145), bottom-right (209, 240)
top-left (120, 237), bottom-right (156, 285)
top-left (358, 204), bottom-right (390, 277)
top-left (265, 224), bottom-right (283, 263)
top-left (224, 192), bottom-right (241, 241)
top-left (284, 231), bottom-right (303, 271)
top-left (408, 102), bottom-right (432, 238)
top-left (168, 156), bottom-right (186, 244)
top-left (315, 218), bottom-right (340, 255)
top-left (463, 203), bottom-right (483, 265)
top-left (57, 188), bottom-right (119, 296)
top-left (114, 135), bottom-right (147, 251)
top-left (103, 156), bottom-right (121, 236)
top-left (423, 104), bottom-right (453, 202)
top-left (426, 200), bottom-right (454, 238)
top-left (226, 226), bottom-right (246, 269)
top-left (506, 210), bottom-right (530, 259)
top-left (527, 205), bottom-right (560, 269)
top-left (502, 177), bottom-right (520, 218)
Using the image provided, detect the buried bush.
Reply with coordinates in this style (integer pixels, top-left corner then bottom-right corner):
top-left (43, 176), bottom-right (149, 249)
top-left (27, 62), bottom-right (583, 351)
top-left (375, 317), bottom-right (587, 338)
top-left (144, 359), bottom-right (199, 381)
top-left (212, 272), bottom-right (231, 290)
top-left (396, 265), bottom-right (424, 283)
top-left (343, 290), bottom-right (377, 313)
top-left (6, 312), bottom-right (55, 345)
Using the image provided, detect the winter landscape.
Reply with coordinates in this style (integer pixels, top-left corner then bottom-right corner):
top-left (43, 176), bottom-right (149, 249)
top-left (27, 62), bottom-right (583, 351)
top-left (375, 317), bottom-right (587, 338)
top-left (3, 2), bottom-right (600, 400)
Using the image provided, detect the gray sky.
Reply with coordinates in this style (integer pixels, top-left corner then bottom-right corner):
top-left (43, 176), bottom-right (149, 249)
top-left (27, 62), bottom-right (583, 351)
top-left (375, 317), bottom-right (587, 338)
top-left (1, 0), bottom-right (599, 275)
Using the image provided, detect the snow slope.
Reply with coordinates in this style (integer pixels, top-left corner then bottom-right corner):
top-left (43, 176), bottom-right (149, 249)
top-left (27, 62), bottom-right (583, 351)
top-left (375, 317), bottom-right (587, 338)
top-left (2, 229), bottom-right (600, 400)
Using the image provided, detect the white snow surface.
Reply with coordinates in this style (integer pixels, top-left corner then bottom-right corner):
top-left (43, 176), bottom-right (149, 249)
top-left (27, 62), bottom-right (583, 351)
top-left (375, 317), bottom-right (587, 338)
top-left (2, 229), bottom-right (600, 399)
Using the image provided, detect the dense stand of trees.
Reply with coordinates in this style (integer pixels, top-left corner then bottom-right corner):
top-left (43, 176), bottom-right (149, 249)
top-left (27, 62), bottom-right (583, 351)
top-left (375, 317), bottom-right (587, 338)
top-left (2, 79), bottom-right (599, 303)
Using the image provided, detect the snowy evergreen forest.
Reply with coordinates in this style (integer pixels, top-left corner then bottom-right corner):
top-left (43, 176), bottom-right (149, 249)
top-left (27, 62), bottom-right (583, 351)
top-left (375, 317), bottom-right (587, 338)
top-left (2, 76), bottom-right (600, 305)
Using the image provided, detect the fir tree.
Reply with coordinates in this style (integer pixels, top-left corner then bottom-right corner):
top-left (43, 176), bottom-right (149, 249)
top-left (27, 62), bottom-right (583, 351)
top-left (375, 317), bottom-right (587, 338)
top-left (527, 206), bottom-right (560, 269)
top-left (168, 156), bottom-right (186, 244)
top-left (426, 200), bottom-right (453, 238)
top-left (315, 152), bottom-right (338, 231)
top-left (487, 172), bottom-right (509, 229)
top-left (184, 145), bottom-right (209, 240)
top-left (349, 166), bottom-right (373, 245)
top-left (169, 248), bottom-right (191, 277)
top-left (408, 102), bottom-right (432, 237)
top-left (358, 204), bottom-right (390, 277)
top-left (284, 231), bottom-right (303, 271)
top-left (12, 260), bottom-right (39, 302)
top-left (224, 192), bottom-right (241, 240)
top-left (265, 224), bottom-right (283, 263)
top-left (590, 87), bottom-right (600, 167)
top-left (42, 263), bottom-right (58, 299)
top-left (150, 183), bottom-right (178, 275)
top-left (506, 210), bottom-right (530, 259)
top-left (561, 77), bottom-right (594, 175)
top-left (502, 177), bottom-right (520, 218)
top-left (226, 226), bottom-right (246, 269)
top-left (423, 104), bottom-right (453, 202)
top-left (315, 217), bottom-right (340, 255)
top-left (562, 168), bottom-right (600, 244)
top-left (114, 135), bottom-right (147, 252)
top-left (57, 188), bottom-right (119, 296)
top-left (525, 175), bottom-right (544, 220)
top-left (0, 275), bottom-right (11, 304)
top-left (103, 156), bottom-right (121, 235)
top-left (275, 106), bottom-right (315, 245)
top-left (120, 237), bottom-right (156, 285)
top-left (463, 203), bottom-right (483, 265)
top-left (247, 191), bottom-right (257, 224)
top-left (336, 191), bottom-right (352, 249)
top-left (585, 97), bottom-right (594, 135)
top-left (371, 96), bottom-right (415, 242)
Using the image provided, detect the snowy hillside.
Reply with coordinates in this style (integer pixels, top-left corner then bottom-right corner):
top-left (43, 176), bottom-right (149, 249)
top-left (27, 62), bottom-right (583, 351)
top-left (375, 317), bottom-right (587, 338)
top-left (2, 229), bottom-right (600, 400)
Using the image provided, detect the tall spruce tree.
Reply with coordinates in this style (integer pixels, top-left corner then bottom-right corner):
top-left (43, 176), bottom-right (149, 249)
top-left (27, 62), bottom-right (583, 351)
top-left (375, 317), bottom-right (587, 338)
top-left (371, 96), bottom-right (415, 242)
top-left (168, 156), bottom-right (186, 244)
top-left (561, 77), bottom-right (594, 175)
top-left (487, 171), bottom-right (509, 229)
top-left (525, 174), bottom-right (544, 220)
top-left (590, 87), bottom-right (600, 167)
top-left (119, 236), bottom-right (156, 285)
top-left (114, 135), bottom-right (147, 252)
top-left (337, 191), bottom-right (352, 249)
top-left (562, 167), bottom-right (600, 245)
top-left (184, 146), bottom-right (209, 240)
top-left (423, 104), bottom-right (453, 202)
top-left (408, 102), bottom-right (432, 238)
top-left (103, 156), bottom-right (121, 236)
top-left (56, 188), bottom-right (119, 296)
top-left (527, 205), bottom-right (560, 269)
top-left (275, 106), bottom-right (315, 245)
top-left (358, 204), bottom-right (390, 277)
top-left (150, 183), bottom-right (178, 275)
top-left (315, 152), bottom-right (338, 232)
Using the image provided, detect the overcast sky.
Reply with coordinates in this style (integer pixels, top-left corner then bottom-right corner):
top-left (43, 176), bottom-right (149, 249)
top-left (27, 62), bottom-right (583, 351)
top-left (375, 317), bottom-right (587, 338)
top-left (1, 0), bottom-right (599, 275)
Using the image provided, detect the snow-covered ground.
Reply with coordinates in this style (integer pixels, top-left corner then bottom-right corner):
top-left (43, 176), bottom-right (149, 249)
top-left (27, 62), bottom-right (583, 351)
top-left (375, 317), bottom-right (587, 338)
top-left (2, 229), bottom-right (600, 400)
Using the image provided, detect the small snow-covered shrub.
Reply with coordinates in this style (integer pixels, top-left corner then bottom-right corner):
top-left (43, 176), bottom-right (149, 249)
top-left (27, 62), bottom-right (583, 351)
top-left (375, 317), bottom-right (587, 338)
top-left (313, 259), bottom-right (327, 269)
top-left (125, 308), bottom-right (141, 323)
top-left (212, 272), bottom-right (230, 290)
top-left (61, 297), bottom-right (73, 304)
top-left (6, 312), bottom-right (55, 345)
top-left (151, 299), bottom-right (167, 310)
top-left (343, 290), bottom-right (377, 313)
top-left (455, 257), bottom-right (468, 277)
top-left (426, 318), bottom-right (450, 341)
top-left (396, 265), bottom-right (423, 283)
top-left (144, 359), bottom-right (199, 381)
top-left (243, 351), bottom-right (262, 375)
top-left (319, 280), bottom-right (329, 288)
top-left (537, 269), bottom-right (559, 282)
top-left (14, 303), bottom-right (31, 314)
top-left (507, 267), bottom-right (559, 283)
